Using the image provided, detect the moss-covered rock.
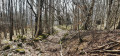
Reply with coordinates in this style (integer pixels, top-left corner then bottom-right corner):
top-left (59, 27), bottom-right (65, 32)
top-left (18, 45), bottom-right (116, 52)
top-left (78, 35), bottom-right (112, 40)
top-left (38, 34), bottom-right (48, 40)
top-left (15, 49), bottom-right (25, 54)
top-left (33, 33), bottom-right (49, 41)
top-left (17, 43), bottom-right (22, 47)
top-left (3, 45), bottom-right (10, 50)
top-left (38, 35), bottom-right (44, 39)
top-left (33, 37), bottom-right (41, 42)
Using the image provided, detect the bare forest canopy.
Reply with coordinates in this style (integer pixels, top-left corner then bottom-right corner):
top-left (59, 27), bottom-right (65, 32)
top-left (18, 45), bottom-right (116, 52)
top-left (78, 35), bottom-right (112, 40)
top-left (0, 0), bottom-right (120, 40)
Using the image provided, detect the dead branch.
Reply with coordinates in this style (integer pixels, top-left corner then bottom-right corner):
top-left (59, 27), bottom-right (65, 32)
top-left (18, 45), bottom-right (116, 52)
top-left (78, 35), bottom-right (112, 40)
top-left (88, 50), bottom-right (120, 54)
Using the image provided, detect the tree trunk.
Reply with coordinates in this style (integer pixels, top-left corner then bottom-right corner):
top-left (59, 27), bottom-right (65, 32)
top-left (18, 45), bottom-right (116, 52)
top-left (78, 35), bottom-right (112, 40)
top-left (35, 0), bottom-right (44, 38)
top-left (9, 0), bottom-right (13, 41)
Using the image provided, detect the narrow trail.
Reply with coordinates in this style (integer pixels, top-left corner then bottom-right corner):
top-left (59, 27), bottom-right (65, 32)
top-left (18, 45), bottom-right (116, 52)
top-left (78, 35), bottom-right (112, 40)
top-left (47, 26), bottom-right (68, 43)
top-left (33, 26), bottom-right (69, 56)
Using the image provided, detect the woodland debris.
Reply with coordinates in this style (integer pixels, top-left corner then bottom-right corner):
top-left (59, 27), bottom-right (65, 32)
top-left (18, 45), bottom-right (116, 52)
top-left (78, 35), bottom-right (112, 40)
top-left (88, 50), bottom-right (120, 54)
top-left (93, 40), bottom-right (120, 50)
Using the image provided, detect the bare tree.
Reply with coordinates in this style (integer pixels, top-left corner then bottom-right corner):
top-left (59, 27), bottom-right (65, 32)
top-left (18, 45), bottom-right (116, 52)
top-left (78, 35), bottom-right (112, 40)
top-left (9, 0), bottom-right (13, 41)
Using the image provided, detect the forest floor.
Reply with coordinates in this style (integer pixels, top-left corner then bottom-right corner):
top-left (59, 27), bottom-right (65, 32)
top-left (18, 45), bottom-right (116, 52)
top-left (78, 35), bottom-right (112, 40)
top-left (1, 26), bottom-right (120, 56)
top-left (0, 26), bottom-right (68, 56)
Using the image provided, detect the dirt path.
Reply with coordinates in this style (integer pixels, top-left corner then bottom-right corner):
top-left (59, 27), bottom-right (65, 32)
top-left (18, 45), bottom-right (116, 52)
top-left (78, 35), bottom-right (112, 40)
top-left (30, 26), bottom-right (68, 56)
top-left (47, 26), bottom-right (68, 43)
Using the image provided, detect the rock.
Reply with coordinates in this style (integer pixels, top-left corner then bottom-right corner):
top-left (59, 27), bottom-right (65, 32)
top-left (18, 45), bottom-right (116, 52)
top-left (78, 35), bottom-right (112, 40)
top-left (17, 43), bottom-right (22, 47)
top-left (3, 45), bottom-right (10, 50)
top-left (33, 37), bottom-right (41, 42)
top-left (38, 33), bottom-right (49, 40)
top-left (38, 35), bottom-right (44, 39)
top-left (15, 49), bottom-right (25, 54)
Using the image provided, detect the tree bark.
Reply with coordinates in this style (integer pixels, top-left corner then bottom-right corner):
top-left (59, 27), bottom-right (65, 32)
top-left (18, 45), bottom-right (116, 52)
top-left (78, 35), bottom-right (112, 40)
top-left (9, 0), bottom-right (13, 41)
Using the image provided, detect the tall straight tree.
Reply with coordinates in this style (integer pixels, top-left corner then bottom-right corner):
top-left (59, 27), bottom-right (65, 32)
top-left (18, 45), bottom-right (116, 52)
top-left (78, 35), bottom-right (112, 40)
top-left (9, 0), bottom-right (13, 41)
top-left (35, 0), bottom-right (44, 38)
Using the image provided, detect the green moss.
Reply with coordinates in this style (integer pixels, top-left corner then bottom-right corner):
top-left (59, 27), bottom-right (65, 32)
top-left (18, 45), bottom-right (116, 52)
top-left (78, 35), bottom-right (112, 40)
top-left (3, 45), bottom-right (10, 50)
top-left (16, 49), bottom-right (25, 54)
top-left (38, 34), bottom-right (48, 40)
top-left (33, 37), bottom-right (41, 41)
top-left (39, 35), bottom-right (44, 39)
top-left (33, 33), bottom-right (49, 41)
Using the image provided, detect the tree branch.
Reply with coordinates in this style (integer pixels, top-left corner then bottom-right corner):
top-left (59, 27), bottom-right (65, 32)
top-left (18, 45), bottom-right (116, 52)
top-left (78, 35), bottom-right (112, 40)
top-left (27, 0), bottom-right (37, 17)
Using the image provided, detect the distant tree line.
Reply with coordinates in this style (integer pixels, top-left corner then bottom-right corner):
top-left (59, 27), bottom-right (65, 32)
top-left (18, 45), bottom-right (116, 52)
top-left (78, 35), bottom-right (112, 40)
top-left (0, 0), bottom-right (120, 41)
